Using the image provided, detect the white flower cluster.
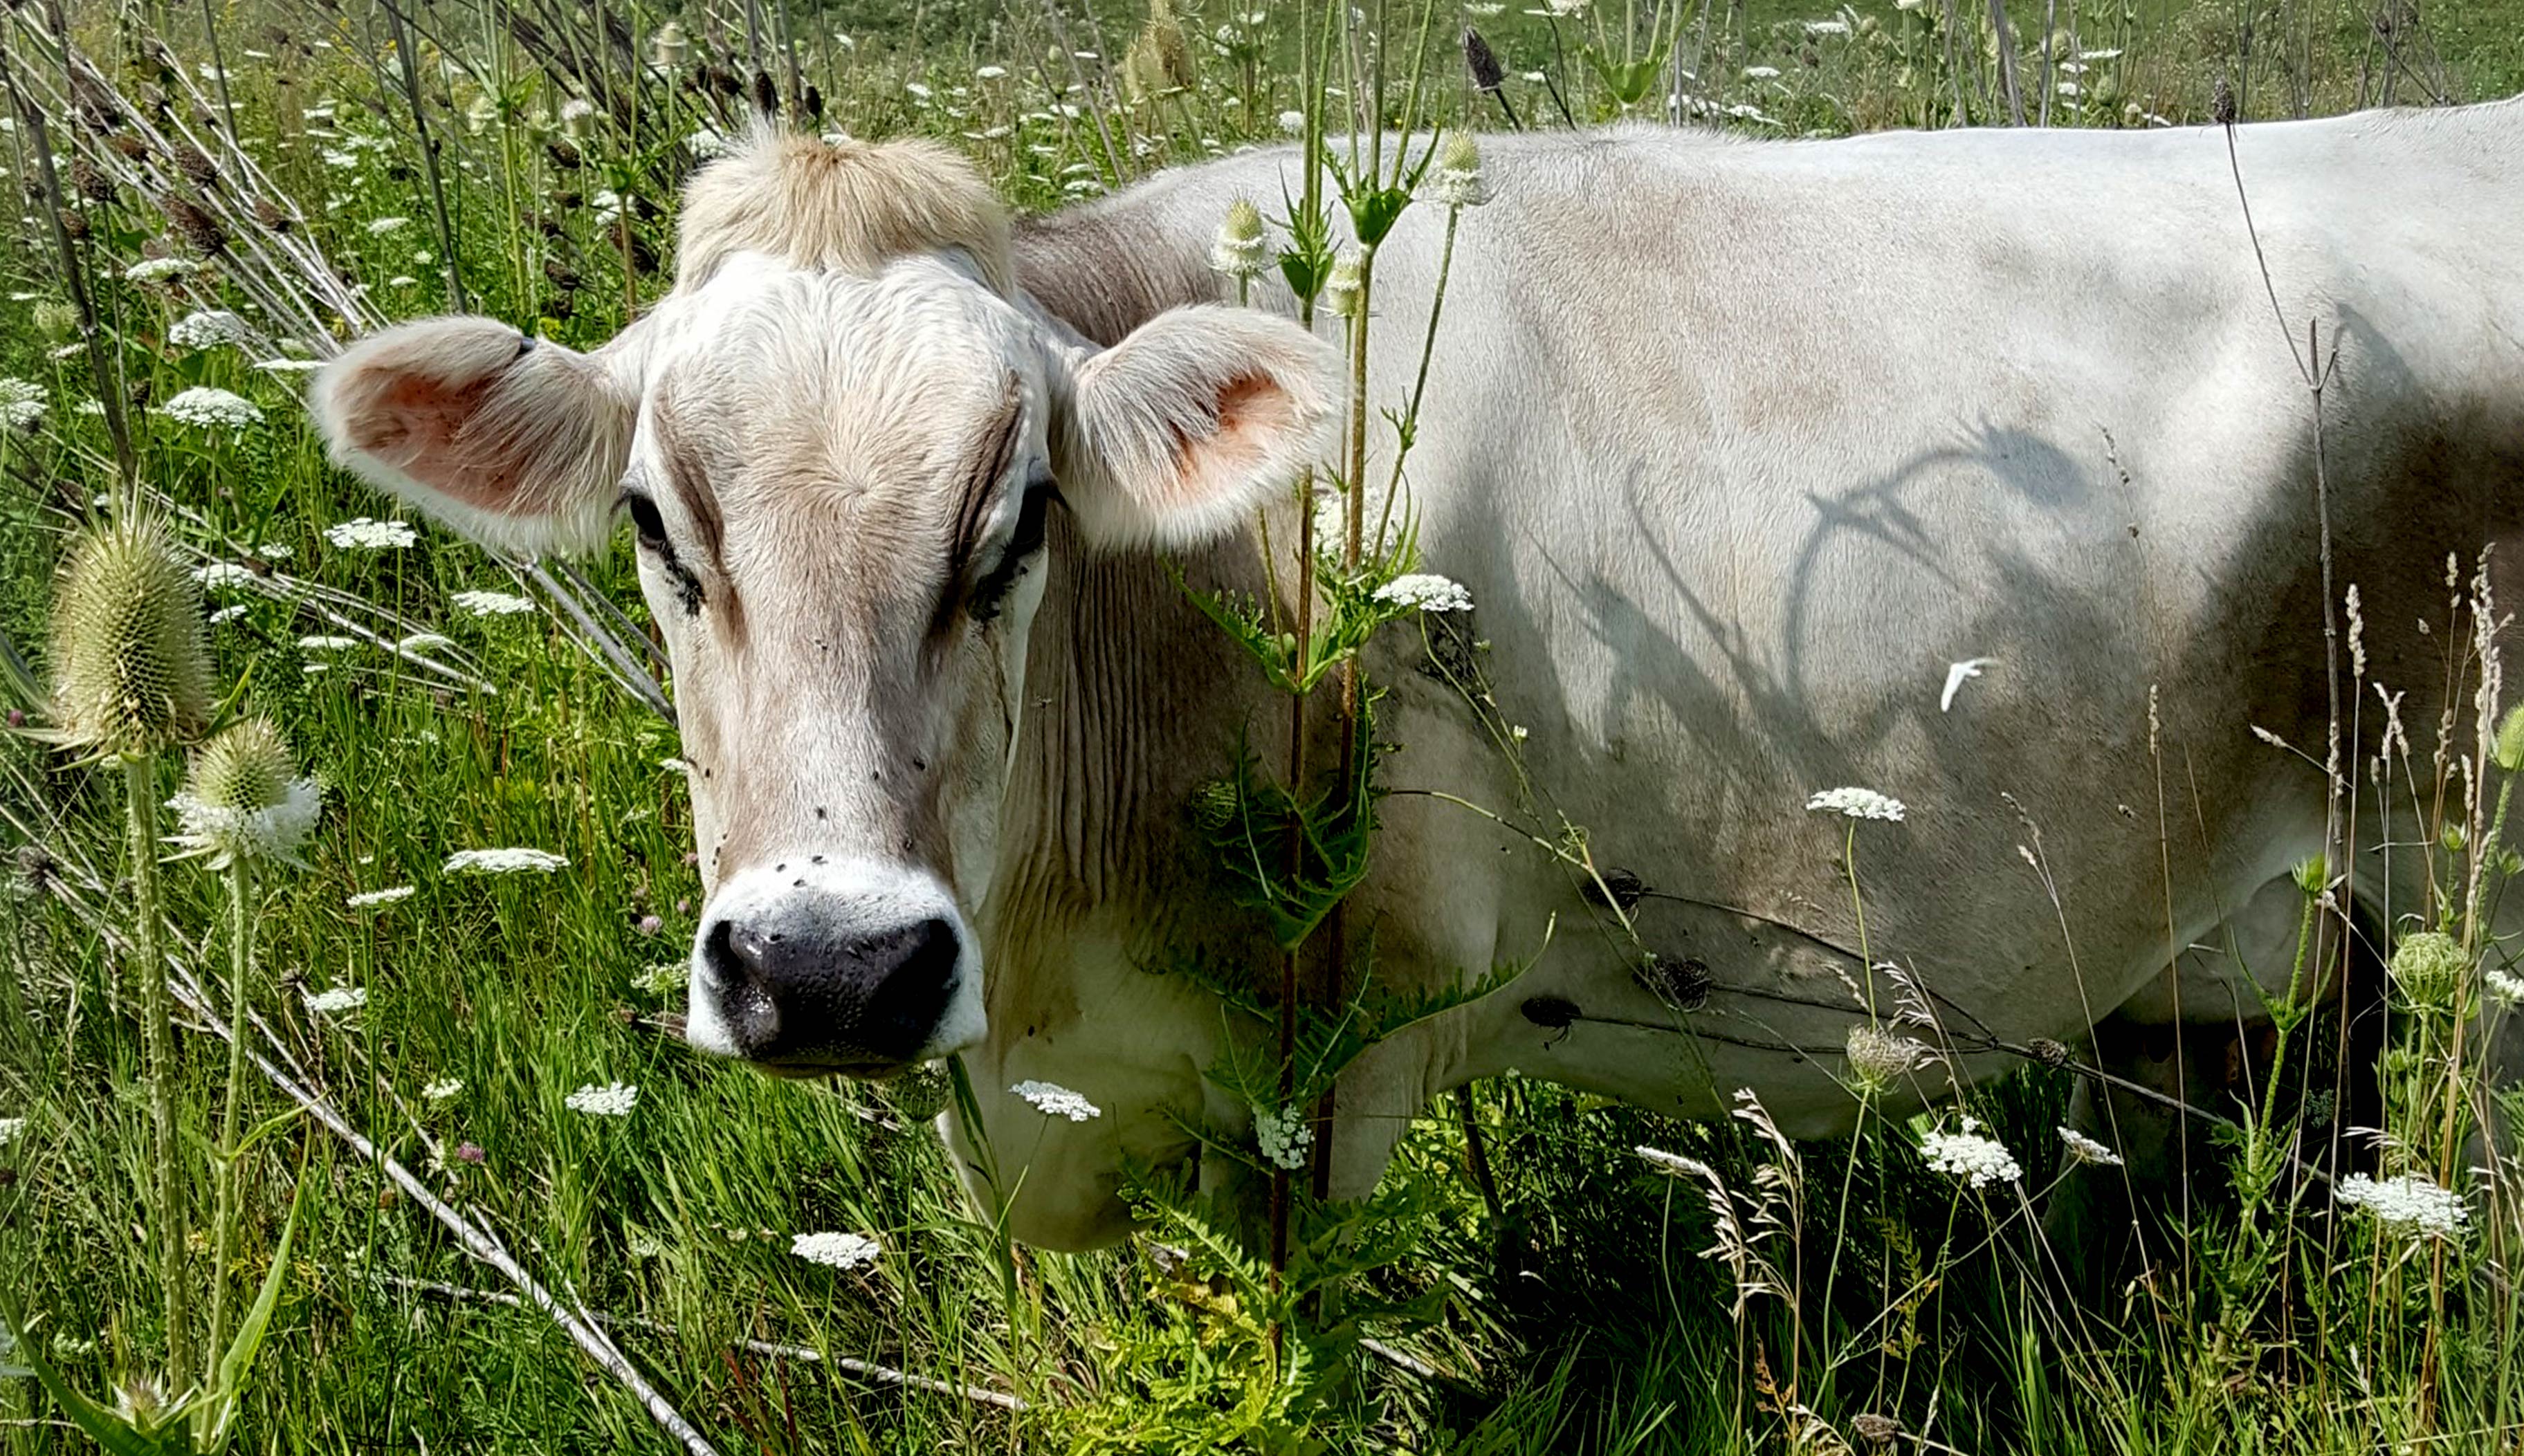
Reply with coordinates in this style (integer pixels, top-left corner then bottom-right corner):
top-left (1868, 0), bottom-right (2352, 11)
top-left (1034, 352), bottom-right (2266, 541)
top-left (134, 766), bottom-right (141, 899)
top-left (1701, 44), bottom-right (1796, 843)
top-left (192, 562), bottom-right (256, 591)
top-left (631, 961), bottom-right (690, 996)
top-left (2336, 1172), bottom-right (2468, 1240)
top-left (255, 358), bottom-right (324, 376)
top-left (792, 1231), bottom-right (881, 1270)
top-left (346, 885), bottom-right (415, 908)
top-left (157, 386), bottom-right (264, 430)
top-left (1806, 786), bottom-right (1906, 822)
top-left (0, 1116), bottom-right (26, 1145)
top-left (1011, 1079), bottom-right (1100, 1122)
top-left (168, 309), bottom-right (248, 351)
top-left (125, 257), bottom-right (199, 284)
top-left (1635, 1145), bottom-right (1711, 1178)
top-left (296, 634), bottom-right (360, 651)
top-left (565, 1080), bottom-right (639, 1116)
top-left (1921, 1116), bottom-right (2020, 1188)
top-left (1253, 1104), bottom-right (1313, 1170)
top-left (422, 1078), bottom-right (464, 1102)
top-left (0, 378), bottom-right (45, 430)
top-left (445, 847), bottom-right (569, 875)
top-left (169, 779), bottom-right (321, 867)
top-left (325, 517), bottom-right (417, 551)
top-left (2487, 968), bottom-right (2524, 1006)
top-left (1373, 573), bottom-right (1474, 614)
top-left (2057, 1126), bottom-right (2123, 1167)
top-left (304, 985), bottom-right (368, 1015)
top-left (367, 216), bottom-right (412, 236)
top-left (452, 589), bottom-right (537, 617)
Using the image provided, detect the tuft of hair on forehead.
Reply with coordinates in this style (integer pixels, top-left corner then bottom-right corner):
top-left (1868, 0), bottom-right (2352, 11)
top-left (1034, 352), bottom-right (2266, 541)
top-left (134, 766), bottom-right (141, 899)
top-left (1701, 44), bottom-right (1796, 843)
top-left (677, 125), bottom-right (1014, 296)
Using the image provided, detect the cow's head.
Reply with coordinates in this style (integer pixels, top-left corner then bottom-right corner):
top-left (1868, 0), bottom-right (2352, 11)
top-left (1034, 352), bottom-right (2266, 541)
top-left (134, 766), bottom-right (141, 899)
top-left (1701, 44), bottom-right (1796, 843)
top-left (313, 129), bottom-right (1337, 1076)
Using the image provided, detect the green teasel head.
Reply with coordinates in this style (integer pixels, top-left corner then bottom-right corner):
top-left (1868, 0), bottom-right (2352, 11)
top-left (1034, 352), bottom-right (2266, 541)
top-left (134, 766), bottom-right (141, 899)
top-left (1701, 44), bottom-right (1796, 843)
top-left (46, 515), bottom-right (212, 758)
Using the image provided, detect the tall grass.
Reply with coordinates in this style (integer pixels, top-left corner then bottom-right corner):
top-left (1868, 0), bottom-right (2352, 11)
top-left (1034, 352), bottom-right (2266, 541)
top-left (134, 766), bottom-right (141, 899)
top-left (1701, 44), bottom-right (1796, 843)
top-left (5, 0), bottom-right (2524, 1451)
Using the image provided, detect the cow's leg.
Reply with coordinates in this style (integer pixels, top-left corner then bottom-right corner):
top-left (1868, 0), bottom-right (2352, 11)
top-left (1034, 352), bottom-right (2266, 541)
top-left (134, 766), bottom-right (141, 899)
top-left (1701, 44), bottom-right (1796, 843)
top-left (2049, 874), bottom-right (2379, 1285)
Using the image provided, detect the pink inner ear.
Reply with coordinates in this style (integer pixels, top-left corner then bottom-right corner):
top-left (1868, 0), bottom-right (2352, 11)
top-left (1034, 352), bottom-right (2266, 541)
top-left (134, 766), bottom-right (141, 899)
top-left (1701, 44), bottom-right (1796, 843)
top-left (354, 374), bottom-right (518, 511)
top-left (1166, 373), bottom-right (1288, 500)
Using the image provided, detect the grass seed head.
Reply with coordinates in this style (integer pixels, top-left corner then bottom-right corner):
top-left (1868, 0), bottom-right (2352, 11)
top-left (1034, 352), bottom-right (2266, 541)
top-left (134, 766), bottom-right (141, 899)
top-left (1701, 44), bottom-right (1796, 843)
top-left (2494, 700), bottom-right (2524, 772)
top-left (48, 515), bottom-right (213, 757)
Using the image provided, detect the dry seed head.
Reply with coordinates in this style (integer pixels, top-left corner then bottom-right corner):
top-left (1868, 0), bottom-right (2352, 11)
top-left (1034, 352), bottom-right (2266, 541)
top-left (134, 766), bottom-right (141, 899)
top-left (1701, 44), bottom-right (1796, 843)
top-left (1122, 0), bottom-right (1196, 99)
top-left (1844, 1023), bottom-right (1926, 1096)
top-left (48, 515), bottom-right (213, 756)
top-left (651, 21), bottom-right (690, 68)
top-left (1463, 26), bottom-right (1506, 93)
top-left (172, 717), bottom-right (320, 868)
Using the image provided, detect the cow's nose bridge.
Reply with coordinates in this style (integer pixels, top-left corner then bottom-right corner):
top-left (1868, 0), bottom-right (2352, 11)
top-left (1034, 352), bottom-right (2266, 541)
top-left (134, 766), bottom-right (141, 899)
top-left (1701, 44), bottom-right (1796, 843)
top-left (682, 851), bottom-right (986, 1071)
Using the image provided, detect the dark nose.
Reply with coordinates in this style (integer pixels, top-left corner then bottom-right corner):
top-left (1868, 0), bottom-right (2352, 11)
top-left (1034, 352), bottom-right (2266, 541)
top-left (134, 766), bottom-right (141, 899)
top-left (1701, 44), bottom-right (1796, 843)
top-left (704, 914), bottom-right (960, 1071)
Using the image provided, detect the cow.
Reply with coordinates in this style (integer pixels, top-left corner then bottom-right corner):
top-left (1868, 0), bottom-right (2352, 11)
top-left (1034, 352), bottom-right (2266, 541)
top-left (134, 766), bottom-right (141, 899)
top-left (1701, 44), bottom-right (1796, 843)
top-left (311, 105), bottom-right (2524, 1250)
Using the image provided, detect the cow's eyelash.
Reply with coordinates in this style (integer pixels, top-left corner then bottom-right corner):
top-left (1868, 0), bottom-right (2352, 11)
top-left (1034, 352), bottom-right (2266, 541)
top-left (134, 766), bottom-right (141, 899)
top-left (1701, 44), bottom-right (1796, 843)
top-left (619, 490), bottom-right (706, 614)
top-left (969, 476), bottom-right (1053, 623)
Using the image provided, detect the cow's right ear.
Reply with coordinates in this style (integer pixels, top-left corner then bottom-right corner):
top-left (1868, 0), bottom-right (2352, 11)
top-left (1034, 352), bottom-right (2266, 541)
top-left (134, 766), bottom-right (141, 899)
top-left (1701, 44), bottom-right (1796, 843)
top-left (309, 316), bottom-right (641, 557)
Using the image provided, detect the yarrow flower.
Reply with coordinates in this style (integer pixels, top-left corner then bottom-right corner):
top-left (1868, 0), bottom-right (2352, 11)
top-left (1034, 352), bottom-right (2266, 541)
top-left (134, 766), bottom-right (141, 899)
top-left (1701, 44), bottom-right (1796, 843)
top-left (1921, 1117), bottom-right (2020, 1187)
top-left (1373, 573), bottom-right (1474, 614)
top-left (791, 1231), bottom-right (881, 1270)
top-left (1806, 786), bottom-right (1905, 822)
top-left (304, 985), bottom-right (368, 1015)
top-left (2336, 1172), bottom-right (2468, 1240)
top-left (167, 719), bottom-right (321, 869)
top-left (346, 885), bottom-right (415, 908)
top-left (124, 257), bottom-right (199, 284)
top-left (444, 847), bottom-right (569, 875)
top-left (156, 386), bottom-right (264, 430)
top-left (1012, 1079), bottom-right (1100, 1121)
top-left (1254, 1104), bottom-right (1313, 1170)
top-left (168, 309), bottom-right (248, 351)
top-left (0, 378), bottom-right (45, 430)
top-left (324, 517), bottom-right (417, 551)
top-left (2058, 1126), bottom-right (2123, 1167)
top-left (452, 589), bottom-right (536, 617)
top-left (565, 1081), bottom-right (639, 1116)
top-left (422, 1078), bottom-right (464, 1102)
top-left (1209, 196), bottom-right (1271, 282)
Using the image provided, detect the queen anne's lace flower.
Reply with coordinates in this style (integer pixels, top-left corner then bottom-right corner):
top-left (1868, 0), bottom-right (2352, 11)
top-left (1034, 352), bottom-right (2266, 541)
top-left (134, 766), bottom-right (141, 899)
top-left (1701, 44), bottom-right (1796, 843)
top-left (324, 517), bottom-right (417, 550)
top-left (2337, 1172), bottom-right (2468, 1240)
top-left (0, 1116), bottom-right (27, 1145)
top-left (346, 885), bottom-right (415, 908)
top-left (445, 847), bottom-right (568, 875)
top-left (0, 378), bottom-right (45, 430)
top-left (125, 257), bottom-right (199, 284)
top-left (565, 1081), bottom-right (639, 1116)
top-left (2487, 968), bottom-right (2524, 1006)
top-left (1012, 1080), bottom-right (1100, 1121)
top-left (792, 1231), bottom-right (881, 1270)
top-left (1254, 1104), bottom-right (1313, 1170)
top-left (366, 216), bottom-right (412, 235)
top-left (1373, 573), bottom-right (1474, 614)
top-left (452, 589), bottom-right (536, 617)
top-left (192, 562), bottom-right (255, 591)
top-left (304, 986), bottom-right (367, 1015)
top-left (1921, 1120), bottom-right (2020, 1187)
top-left (2058, 1126), bottom-right (2123, 1167)
top-left (297, 635), bottom-right (360, 651)
top-left (1806, 786), bottom-right (1906, 822)
top-left (422, 1078), bottom-right (464, 1102)
top-left (168, 309), bottom-right (248, 351)
top-left (157, 386), bottom-right (264, 430)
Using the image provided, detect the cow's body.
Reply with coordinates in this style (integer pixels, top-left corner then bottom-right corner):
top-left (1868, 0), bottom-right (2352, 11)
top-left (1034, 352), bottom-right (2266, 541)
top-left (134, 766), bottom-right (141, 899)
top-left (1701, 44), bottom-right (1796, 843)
top-left (971, 107), bottom-right (2524, 1246)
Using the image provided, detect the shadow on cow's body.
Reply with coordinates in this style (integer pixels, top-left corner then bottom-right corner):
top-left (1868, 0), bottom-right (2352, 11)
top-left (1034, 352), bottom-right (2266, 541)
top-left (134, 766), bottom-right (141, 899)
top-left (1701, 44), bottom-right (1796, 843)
top-left (312, 104), bottom-right (2524, 1249)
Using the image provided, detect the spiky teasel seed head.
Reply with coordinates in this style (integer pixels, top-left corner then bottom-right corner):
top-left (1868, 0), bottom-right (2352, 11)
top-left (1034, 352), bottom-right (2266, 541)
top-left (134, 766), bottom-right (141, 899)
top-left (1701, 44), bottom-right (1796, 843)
top-left (170, 717), bottom-right (320, 869)
top-left (1428, 132), bottom-right (1488, 208)
top-left (1844, 1022), bottom-right (1926, 1096)
top-left (651, 21), bottom-right (689, 68)
top-left (2389, 930), bottom-right (2469, 1010)
top-left (1209, 197), bottom-right (1270, 280)
top-left (2494, 701), bottom-right (2524, 773)
top-left (1122, 0), bottom-right (1195, 100)
top-left (1326, 246), bottom-right (1366, 318)
top-left (47, 515), bottom-right (212, 758)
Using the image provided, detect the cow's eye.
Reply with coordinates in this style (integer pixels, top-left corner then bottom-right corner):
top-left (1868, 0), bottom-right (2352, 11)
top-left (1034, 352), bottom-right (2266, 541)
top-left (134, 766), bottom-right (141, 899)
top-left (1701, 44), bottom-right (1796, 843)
top-left (624, 492), bottom-right (669, 551)
top-left (971, 474), bottom-right (1053, 622)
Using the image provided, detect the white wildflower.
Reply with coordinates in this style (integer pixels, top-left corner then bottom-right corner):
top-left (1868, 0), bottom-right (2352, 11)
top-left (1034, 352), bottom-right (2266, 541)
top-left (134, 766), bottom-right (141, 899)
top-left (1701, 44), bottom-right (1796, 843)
top-left (207, 605), bottom-right (247, 625)
top-left (346, 885), bottom-right (416, 908)
top-left (124, 257), bottom-right (199, 284)
top-left (296, 634), bottom-right (360, 651)
top-left (0, 1116), bottom-right (26, 1145)
top-left (2486, 968), bottom-right (2524, 1006)
top-left (168, 309), bottom-right (248, 351)
top-left (2058, 1126), bottom-right (2123, 1167)
top-left (565, 1081), bottom-right (639, 1116)
top-left (975, 64), bottom-right (1008, 80)
top-left (1544, 0), bottom-right (1590, 14)
top-left (1277, 109), bottom-right (1307, 136)
top-left (792, 1231), bottom-right (881, 1270)
top-left (445, 847), bottom-right (569, 875)
top-left (253, 358), bottom-right (324, 374)
top-left (1744, 65), bottom-right (1782, 79)
top-left (422, 1078), bottom-right (464, 1102)
top-left (904, 82), bottom-right (933, 100)
top-left (1921, 1125), bottom-right (2020, 1187)
top-left (396, 632), bottom-right (455, 654)
top-left (1373, 573), bottom-right (1475, 614)
top-left (632, 961), bottom-right (690, 996)
top-left (324, 517), bottom-right (417, 550)
top-left (1806, 786), bottom-right (1905, 822)
top-left (366, 216), bottom-right (412, 236)
top-left (1209, 197), bottom-right (1271, 281)
top-left (1803, 18), bottom-right (1851, 35)
top-left (1254, 1104), bottom-right (1313, 1170)
top-left (156, 386), bottom-right (264, 430)
top-left (1, 378), bottom-right (47, 430)
top-left (1844, 1024), bottom-right (1926, 1094)
top-left (304, 985), bottom-right (368, 1015)
top-left (452, 589), bottom-right (537, 617)
top-left (170, 777), bottom-right (320, 869)
top-left (1012, 1079), bottom-right (1100, 1121)
top-left (2336, 1172), bottom-right (2468, 1240)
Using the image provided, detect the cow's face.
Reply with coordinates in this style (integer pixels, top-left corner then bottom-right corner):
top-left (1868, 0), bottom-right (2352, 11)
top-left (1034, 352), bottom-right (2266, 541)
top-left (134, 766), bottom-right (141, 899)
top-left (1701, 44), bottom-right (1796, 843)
top-left (312, 244), bottom-right (1336, 1077)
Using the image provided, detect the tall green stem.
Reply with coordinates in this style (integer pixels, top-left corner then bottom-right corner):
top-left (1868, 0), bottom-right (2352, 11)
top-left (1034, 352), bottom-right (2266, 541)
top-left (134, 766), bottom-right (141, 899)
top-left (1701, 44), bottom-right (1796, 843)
top-left (125, 752), bottom-right (190, 1384)
top-left (204, 856), bottom-right (252, 1388)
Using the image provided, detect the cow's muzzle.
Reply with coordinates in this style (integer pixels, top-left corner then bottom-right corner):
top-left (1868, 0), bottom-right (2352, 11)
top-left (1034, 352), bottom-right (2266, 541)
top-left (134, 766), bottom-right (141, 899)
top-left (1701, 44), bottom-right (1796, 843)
top-left (684, 856), bottom-right (985, 1073)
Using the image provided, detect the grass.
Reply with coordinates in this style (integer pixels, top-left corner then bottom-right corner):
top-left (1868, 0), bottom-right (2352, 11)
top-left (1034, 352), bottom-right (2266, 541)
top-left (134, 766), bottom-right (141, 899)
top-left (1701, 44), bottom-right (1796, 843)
top-left (5, 0), bottom-right (2524, 1451)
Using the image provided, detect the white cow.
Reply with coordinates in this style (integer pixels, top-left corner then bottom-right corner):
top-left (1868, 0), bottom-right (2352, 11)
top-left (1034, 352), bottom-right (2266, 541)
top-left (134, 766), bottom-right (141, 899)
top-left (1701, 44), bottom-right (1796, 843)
top-left (314, 107), bottom-right (2524, 1248)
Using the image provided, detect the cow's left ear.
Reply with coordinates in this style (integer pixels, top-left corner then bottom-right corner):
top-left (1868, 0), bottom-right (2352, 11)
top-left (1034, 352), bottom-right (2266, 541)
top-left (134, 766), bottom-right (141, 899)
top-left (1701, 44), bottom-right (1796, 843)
top-left (1052, 304), bottom-right (1340, 550)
